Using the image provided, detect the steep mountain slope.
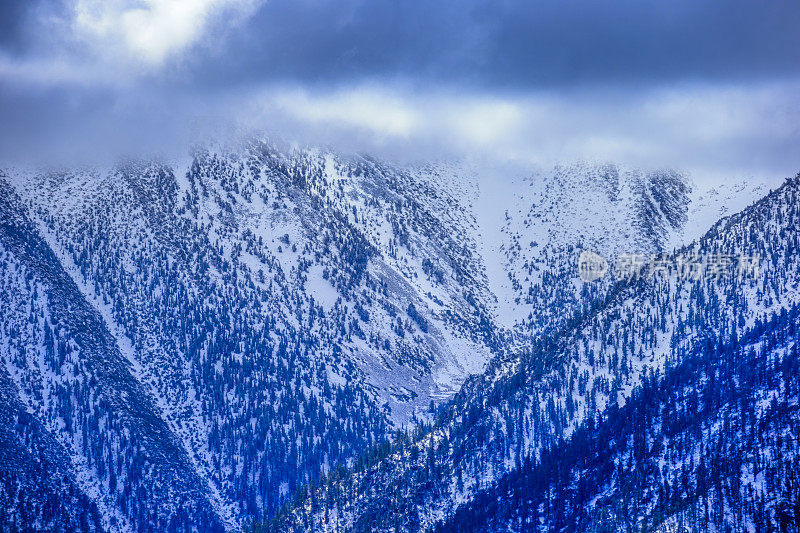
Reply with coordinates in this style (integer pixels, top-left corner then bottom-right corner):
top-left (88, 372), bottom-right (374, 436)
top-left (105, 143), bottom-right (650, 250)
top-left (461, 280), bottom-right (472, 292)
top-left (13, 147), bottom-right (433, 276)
top-left (491, 163), bottom-right (691, 333)
top-left (4, 142), bottom-right (504, 525)
top-left (270, 173), bottom-right (800, 532)
top-left (0, 363), bottom-right (102, 531)
top-left (0, 180), bottom-right (225, 530)
top-left (437, 304), bottom-right (800, 532)
top-left (0, 142), bottom-right (777, 530)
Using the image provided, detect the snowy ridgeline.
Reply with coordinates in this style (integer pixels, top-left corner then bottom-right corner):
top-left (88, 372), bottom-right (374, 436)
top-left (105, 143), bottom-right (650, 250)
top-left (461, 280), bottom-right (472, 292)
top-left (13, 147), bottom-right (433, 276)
top-left (271, 172), bottom-right (800, 532)
top-left (0, 142), bottom-right (793, 531)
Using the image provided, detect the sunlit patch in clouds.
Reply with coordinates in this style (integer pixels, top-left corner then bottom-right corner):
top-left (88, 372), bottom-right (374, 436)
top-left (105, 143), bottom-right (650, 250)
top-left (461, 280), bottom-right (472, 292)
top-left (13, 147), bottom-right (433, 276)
top-left (73, 0), bottom-right (263, 66)
top-left (265, 89), bottom-right (526, 149)
top-left (271, 88), bottom-right (421, 139)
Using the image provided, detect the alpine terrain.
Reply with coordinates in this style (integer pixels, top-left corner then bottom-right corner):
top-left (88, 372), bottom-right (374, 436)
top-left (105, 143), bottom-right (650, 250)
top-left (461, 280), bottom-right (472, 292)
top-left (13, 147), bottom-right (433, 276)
top-left (0, 140), bottom-right (795, 532)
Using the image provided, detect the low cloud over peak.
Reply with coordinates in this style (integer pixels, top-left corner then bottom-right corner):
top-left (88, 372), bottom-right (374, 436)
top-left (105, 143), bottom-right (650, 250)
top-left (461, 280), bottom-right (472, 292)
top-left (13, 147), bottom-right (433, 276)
top-left (0, 0), bottom-right (798, 181)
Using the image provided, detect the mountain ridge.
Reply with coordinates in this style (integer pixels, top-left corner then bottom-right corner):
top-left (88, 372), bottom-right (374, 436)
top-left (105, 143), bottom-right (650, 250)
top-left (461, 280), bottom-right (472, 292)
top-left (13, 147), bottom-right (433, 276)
top-left (0, 145), bottom-right (789, 531)
top-left (268, 171), bottom-right (800, 531)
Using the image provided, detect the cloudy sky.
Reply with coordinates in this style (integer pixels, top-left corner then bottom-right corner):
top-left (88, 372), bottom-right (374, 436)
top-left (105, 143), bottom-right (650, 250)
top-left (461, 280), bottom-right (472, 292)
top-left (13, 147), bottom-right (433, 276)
top-left (1, 0), bottom-right (798, 177)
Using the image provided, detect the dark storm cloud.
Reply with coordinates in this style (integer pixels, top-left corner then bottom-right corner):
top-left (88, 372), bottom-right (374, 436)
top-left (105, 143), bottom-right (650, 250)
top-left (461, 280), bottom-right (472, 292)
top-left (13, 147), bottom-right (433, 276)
top-left (0, 0), bottom-right (69, 54)
top-left (6, 0), bottom-right (798, 90)
top-left (0, 0), bottom-right (31, 51)
top-left (196, 0), bottom-right (800, 90)
top-left (0, 0), bottom-right (798, 180)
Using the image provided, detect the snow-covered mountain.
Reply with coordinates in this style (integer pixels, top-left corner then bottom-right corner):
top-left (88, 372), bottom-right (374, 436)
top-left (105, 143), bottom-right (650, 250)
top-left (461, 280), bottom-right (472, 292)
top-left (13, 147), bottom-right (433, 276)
top-left (270, 171), bottom-right (800, 532)
top-left (0, 181), bottom-right (224, 531)
top-left (436, 303), bottom-right (800, 531)
top-left (0, 140), bottom-right (789, 531)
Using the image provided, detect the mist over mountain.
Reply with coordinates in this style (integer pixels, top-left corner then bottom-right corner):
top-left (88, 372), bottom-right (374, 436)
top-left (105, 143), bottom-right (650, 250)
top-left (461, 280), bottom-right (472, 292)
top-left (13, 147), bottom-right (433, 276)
top-left (1, 1), bottom-right (799, 532)
top-left (0, 141), bottom-right (796, 531)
